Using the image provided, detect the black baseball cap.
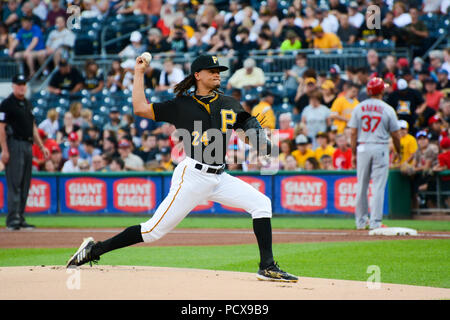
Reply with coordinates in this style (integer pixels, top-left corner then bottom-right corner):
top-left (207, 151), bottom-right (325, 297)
top-left (190, 55), bottom-right (228, 74)
top-left (12, 74), bottom-right (27, 85)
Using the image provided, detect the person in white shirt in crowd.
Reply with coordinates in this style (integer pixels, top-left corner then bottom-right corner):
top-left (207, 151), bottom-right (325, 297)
top-left (30, 0), bottom-right (47, 22)
top-left (80, 0), bottom-right (101, 18)
top-left (45, 16), bottom-right (75, 68)
top-left (38, 108), bottom-right (59, 139)
top-left (316, 5), bottom-right (339, 34)
top-left (61, 148), bottom-right (83, 173)
top-left (393, 2), bottom-right (411, 28)
top-left (226, 58), bottom-right (265, 90)
top-left (348, 1), bottom-right (364, 29)
top-left (442, 47), bottom-right (450, 79)
top-left (156, 58), bottom-right (185, 92)
top-left (119, 31), bottom-right (147, 60)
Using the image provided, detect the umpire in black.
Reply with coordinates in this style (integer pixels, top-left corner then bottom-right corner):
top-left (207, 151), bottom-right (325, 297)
top-left (0, 74), bottom-right (49, 230)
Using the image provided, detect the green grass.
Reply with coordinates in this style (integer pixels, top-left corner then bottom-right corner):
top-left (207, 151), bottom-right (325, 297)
top-left (1, 240), bottom-right (448, 288)
top-left (1, 215), bottom-right (449, 231)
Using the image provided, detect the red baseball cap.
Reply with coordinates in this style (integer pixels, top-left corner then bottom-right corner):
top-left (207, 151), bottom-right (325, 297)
top-left (118, 139), bottom-right (131, 148)
top-left (440, 137), bottom-right (450, 149)
top-left (38, 129), bottom-right (47, 139)
top-left (51, 145), bottom-right (61, 153)
top-left (397, 57), bottom-right (409, 68)
top-left (68, 147), bottom-right (79, 157)
top-left (68, 132), bottom-right (78, 141)
top-left (428, 115), bottom-right (441, 125)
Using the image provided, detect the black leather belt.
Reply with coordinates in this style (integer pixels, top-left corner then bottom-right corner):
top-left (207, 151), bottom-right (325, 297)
top-left (194, 163), bottom-right (225, 175)
top-left (11, 136), bottom-right (33, 143)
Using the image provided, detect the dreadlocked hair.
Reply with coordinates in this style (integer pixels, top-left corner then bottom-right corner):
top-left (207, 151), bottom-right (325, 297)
top-left (174, 73), bottom-right (225, 97)
top-left (174, 74), bottom-right (196, 97)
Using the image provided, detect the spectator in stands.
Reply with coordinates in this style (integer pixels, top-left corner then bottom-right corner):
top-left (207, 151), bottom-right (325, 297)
top-left (45, 16), bottom-right (75, 68)
top-left (442, 48), bottom-right (450, 78)
top-left (330, 82), bottom-right (359, 134)
top-left (284, 53), bottom-right (308, 100)
top-left (117, 139), bottom-right (144, 171)
top-left (381, 55), bottom-right (398, 78)
top-left (146, 28), bottom-right (171, 54)
top-left (276, 113), bottom-right (295, 143)
top-left (292, 134), bottom-right (315, 169)
top-left (316, 6), bottom-right (339, 35)
top-left (46, 0), bottom-right (67, 28)
top-left (103, 107), bottom-right (122, 133)
top-left (393, 2), bottom-right (411, 28)
top-left (106, 59), bottom-right (125, 93)
top-left (441, 98), bottom-right (450, 123)
top-left (252, 7), bottom-right (278, 35)
top-left (278, 139), bottom-right (294, 169)
top-left (336, 13), bottom-right (358, 46)
top-left (301, 90), bottom-right (331, 148)
top-left (314, 131), bottom-right (335, 163)
top-left (296, 6), bottom-right (319, 29)
top-left (168, 25), bottom-right (188, 53)
top-left (38, 108), bottom-right (59, 139)
top-left (429, 50), bottom-right (445, 78)
top-left (279, 30), bottom-right (302, 52)
top-left (43, 159), bottom-right (56, 172)
top-left (402, 7), bottom-right (429, 56)
top-left (48, 60), bottom-right (84, 95)
top-left (119, 31), bottom-right (146, 60)
top-left (320, 154), bottom-right (334, 170)
top-left (312, 25), bottom-right (342, 50)
top-left (136, 133), bottom-right (159, 164)
top-left (305, 157), bottom-right (320, 170)
top-left (231, 26), bottom-right (258, 68)
top-left (329, 0), bottom-right (347, 14)
top-left (433, 137), bottom-right (450, 207)
top-left (80, 138), bottom-right (101, 165)
top-left (3, 0), bottom-right (22, 32)
top-left (412, 130), bottom-right (439, 207)
top-left (61, 147), bottom-right (82, 173)
top-left (83, 59), bottom-right (104, 94)
top-left (142, 62), bottom-right (161, 90)
top-left (156, 147), bottom-right (174, 172)
top-left (320, 80), bottom-right (337, 108)
top-left (332, 134), bottom-right (352, 170)
top-left (275, 12), bottom-right (305, 43)
top-left (156, 58), bottom-right (184, 92)
top-left (80, 108), bottom-right (93, 131)
top-left (56, 111), bottom-right (82, 144)
top-left (49, 145), bottom-right (63, 171)
top-left (395, 120), bottom-right (418, 167)
top-left (91, 154), bottom-right (105, 172)
top-left (80, 0), bottom-right (101, 18)
top-left (32, 129), bottom-right (58, 171)
top-left (428, 114), bottom-right (445, 142)
top-left (381, 11), bottom-right (400, 44)
top-left (366, 50), bottom-right (385, 77)
top-left (30, 0), bottom-right (47, 22)
top-left (20, 1), bottom-right (42, 28)
top-left (0, 23), bottom-right (12, 57)
top-left (69, 101), bottom-right (83, 127)
top-left (283, 154), bottom-right (299, 171)
top-left (424, 77), bottom-right (444, 111)
top-left (9, 16), bottom-right (46, 78)
top-left (109, 157), bottom-right (125, 172)
top-left (294, 76), bottom-right (317, 115)
top-left (251, 90), bottom-right (276, 129)
top-left (347, 1), bottom-right (364, 29)
top-left (437, 69), bottom-right (450, 90)
top-left (62, 131), bottom-right (86, 159)
top-left (227, 58), bottom-right (265, 90)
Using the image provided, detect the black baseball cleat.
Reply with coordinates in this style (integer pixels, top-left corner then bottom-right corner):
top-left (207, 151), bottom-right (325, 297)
top-left (256, 262), bottom-right (299, 283)
top-left (20, 222), bottom-right (36, 230)
top-left (6, 223), bottom-right (21, 231)
top-left (66, 237), bottom-right (100, 268)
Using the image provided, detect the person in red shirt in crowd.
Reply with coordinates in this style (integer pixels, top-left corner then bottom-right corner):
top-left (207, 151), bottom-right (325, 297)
top-left (332, 134), bottom-right (353, 169)
top-left (424, 77), bottom-right (444, 111)
top-left (32, 129), bottom-right (59, 170)
top-left (428, 115), bottom-right (445, 142)
top-left (433, 137), bottom-right (450, 208)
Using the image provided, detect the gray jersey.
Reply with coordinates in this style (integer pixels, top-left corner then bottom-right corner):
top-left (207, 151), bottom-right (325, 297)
top-left (348, 98), bottom-right (400, 144)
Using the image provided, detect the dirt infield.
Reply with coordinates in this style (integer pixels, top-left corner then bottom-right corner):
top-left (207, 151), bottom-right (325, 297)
top-left (1, 228), bottom-right (449, 300)
top-left (1, 228), bottom-right (450, 248)
top-left (1, 265), bottom-right (449, 300)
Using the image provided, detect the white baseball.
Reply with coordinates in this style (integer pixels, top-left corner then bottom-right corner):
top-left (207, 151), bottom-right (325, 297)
top-left (141, 52), bottom-right (152, 65)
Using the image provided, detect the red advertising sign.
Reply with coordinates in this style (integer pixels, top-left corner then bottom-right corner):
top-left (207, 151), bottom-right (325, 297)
top-left (113, 178), bottom-right (156, 212)
top-left (334, 177), bottom-right (373, 213)
top-left (25, 179), bottom-right (50, 212)
top-left (66, 177), bottom-right (107, 211)
top-left (222, 176), bottom-right (266, 212)
top-left (281, 176), bottom-right (327, 212)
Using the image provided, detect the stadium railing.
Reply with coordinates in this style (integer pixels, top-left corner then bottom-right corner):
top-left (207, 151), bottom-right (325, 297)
top-left (414, 171), bottom-right (450, 215)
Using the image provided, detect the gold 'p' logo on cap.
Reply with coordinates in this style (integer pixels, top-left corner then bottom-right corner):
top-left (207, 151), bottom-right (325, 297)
top-left (212, 56), bottom-right (218, 64)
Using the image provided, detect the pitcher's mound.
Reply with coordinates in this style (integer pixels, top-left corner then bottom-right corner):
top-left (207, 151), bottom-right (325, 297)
top-left (0, 266), bottom-right (448, 300)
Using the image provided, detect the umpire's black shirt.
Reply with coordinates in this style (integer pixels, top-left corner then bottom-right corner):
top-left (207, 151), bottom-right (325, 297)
top-left (151, 93), bottom-right (244, 165)
top-left (0, 93), bottom-right (34, 142)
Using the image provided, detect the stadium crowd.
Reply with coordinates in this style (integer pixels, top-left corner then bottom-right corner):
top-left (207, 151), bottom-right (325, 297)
top-left (0, 0), bottom-right (450, 208)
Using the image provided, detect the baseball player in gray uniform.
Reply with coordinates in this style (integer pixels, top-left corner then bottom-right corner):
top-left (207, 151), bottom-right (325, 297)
top-left (348, 78), bottom-right (401, 230)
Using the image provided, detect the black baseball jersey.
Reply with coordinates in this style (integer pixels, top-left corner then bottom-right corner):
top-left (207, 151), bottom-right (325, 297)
top-left (151, 93), bottom-right (244, 165)
top-left (0, 93), bottom-right (35, 141)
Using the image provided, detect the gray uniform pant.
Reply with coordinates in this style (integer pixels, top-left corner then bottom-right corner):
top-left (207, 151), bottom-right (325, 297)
top-left (355, 144), bottom-right (389, 229)
top-left (5, 138), bottom-right (33, 226)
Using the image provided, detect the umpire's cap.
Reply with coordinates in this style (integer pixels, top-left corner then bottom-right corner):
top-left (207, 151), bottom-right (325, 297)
top-left (12, 74), bottom-right (27, 85)
top-left (191, 55), bottom-right (228, 74)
